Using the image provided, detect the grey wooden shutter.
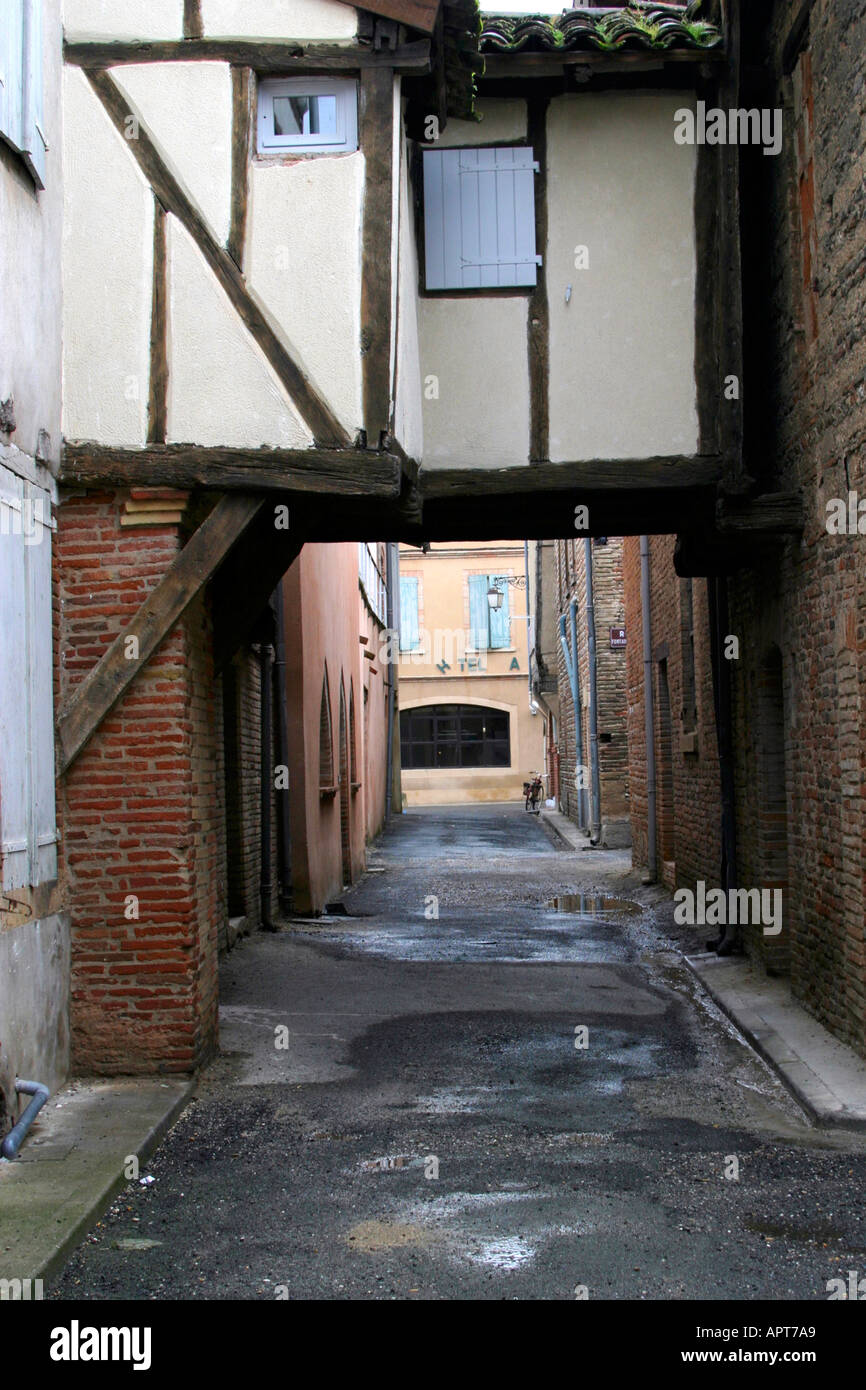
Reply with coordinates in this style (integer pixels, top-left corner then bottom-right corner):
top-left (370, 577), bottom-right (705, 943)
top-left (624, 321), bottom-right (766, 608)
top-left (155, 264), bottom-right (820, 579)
top-left (22, 0), bottom-right (46, 188)
top-left (423, 146), bottom-right (540, 290)
top-left (0, 0), bottom-right (25, 152)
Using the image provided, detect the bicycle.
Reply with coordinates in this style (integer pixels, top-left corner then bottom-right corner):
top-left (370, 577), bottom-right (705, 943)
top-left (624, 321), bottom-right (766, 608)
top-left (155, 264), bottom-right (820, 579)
top-left (523, 774), bottom-right (544, 815)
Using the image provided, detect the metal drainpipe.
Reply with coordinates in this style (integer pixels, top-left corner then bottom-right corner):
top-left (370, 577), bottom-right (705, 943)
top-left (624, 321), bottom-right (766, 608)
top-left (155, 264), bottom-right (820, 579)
top-left (707, 573), bottom-right (739, 954)
top-left (1, 1080), bottom-right (50, 1159)
top-left (259, 641), bottom-right (276, 931)
top-left (559, 600), bottom-right (585, 829)
top-left (385, 543), bottom-right (397, 821)
top-left (524, 540), bottom-right (534, 711)
top-left (583, 539), bottom-right (602, 845)
top-left (640, 535), bottom-right (658, 882)
top-left (271, 585), bottom-right (293, 910)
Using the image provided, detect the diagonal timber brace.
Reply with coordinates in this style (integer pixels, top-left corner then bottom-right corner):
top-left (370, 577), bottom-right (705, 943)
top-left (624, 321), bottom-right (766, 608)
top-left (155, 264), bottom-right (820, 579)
top-left (57, 494), bottom-right (265, 774)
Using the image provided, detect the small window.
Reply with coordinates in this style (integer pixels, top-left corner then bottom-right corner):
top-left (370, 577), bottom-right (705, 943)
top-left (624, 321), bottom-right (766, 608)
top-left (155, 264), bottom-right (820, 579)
top-left (257, 77), bottom-right (358, 155)
top-left (468, 574), bottom-right (510, 651)
top-left (1, 0), bottom-right (47, 188)
top-left (319, 670), bottom-right (334, 790)
top-left (423, 147), bottom-right (540, 292)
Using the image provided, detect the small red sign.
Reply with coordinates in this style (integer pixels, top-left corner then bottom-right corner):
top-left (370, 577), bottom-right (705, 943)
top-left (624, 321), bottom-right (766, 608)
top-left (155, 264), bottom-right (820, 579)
top-left (609, 627), bottom-right (626, 649)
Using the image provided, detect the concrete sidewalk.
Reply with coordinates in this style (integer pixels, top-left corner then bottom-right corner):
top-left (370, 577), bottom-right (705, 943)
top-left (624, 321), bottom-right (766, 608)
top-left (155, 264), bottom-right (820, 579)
top-left (0, 1076), bottom-right (193, 1287)
top-left (686, 954), bottom-right (866, 1130)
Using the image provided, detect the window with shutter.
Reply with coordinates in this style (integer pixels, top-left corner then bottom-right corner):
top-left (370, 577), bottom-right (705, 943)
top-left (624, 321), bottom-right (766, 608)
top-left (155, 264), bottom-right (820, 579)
top-left (423, 146), bottom-right (540, 291)
top-left (0, 467), bottom-right (57, 891)
top-left (468, 574), bottom-right (511, 651)
top-left (399, 576), bottom-right (420, 651)
top-left (0, 0), bottom-right (46, 188)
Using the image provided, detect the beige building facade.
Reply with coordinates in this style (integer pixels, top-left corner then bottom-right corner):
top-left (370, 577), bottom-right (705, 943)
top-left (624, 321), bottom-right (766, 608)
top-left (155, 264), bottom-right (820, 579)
top-left (398, 541), bottom-right (545, 805)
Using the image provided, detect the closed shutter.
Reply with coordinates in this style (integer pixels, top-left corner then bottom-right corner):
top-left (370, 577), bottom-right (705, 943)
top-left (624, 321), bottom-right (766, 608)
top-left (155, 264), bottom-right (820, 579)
top-left (0, 467), bottom-right (57, 890)
top-left (399, 576), bottom-right (420, 651)
top-left (21, 0), bottom-right (46, 188)
top-left (0, 0), bottom-right (25, 151)
top-left (423, 146), bottom-right (540, 291)
top-left (488, 578), bottom-right (510, 649)
top-left (468, 574), bottom-right (490, 650)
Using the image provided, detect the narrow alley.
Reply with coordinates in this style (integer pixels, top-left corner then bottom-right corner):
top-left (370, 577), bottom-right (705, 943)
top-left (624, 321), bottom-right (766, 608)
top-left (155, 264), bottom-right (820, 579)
top-left (51, 806), bottom-right (866, 1302)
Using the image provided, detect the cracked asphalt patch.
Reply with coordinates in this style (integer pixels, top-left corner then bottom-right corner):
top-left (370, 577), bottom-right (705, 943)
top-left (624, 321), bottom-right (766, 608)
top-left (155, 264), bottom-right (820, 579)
top-left (51, 804), bottom-right (866, 1301)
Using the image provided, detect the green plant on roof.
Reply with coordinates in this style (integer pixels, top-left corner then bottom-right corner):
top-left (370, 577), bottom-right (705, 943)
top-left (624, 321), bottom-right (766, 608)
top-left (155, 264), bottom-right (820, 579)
top-left (680, 19), bottom-right (717, 44)
top-left (629, 12), bottom-right (663, 40)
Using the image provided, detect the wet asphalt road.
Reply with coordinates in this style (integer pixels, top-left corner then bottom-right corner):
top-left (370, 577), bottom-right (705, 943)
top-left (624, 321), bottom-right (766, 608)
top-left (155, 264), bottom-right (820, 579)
top-left (53, 805), bottom-right (866, 1301)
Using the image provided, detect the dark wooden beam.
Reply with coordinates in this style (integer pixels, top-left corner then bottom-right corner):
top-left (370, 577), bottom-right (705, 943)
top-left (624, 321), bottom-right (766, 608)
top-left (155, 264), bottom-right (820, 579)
top-left (421, 455), bottom-right (725, 498)
top-left (64, 39), bottom-right (431, 73)
top-left (147, 198), bottom-right (168, 444)
top-left (715, 491), bottom-right (804, 535)
top-left (358, 0), bottom-right (440, 35)
top-left (228, 66), bottom-right (253, 270)
top-left (694, 81), bottom-right (720, 458)
top-left (182, 0), bottom-right (203, 41)
top-left (61, 443), bottom-right (404, 497)
top-left (87, 68), bottom-right (350, 448)
top-left (717, 0), bottom-right (748, 494)
top-left (480, 49), bottom-right (725, 80)
top-left (359, 68), bottom-right (395, 447)
top-left (57, 495), bottom-right (265, 773)
top-left (527, 96), bottom-right (549, 462)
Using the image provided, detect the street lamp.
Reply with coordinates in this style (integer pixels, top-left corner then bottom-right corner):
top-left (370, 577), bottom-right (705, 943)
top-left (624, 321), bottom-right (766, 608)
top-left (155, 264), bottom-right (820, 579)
top-left (486, 574), bottom-right (527, 610)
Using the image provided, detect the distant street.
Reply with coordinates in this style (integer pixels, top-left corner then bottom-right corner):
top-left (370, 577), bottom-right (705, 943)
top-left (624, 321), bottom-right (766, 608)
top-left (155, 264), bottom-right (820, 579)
top-left (53, 806), bottom-right (866, 1301)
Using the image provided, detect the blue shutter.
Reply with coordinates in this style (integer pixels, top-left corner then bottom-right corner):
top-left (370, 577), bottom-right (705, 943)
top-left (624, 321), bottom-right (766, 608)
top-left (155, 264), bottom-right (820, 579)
top-left (22, 0), bottom-right (46, 188)
top-left (399, 576), bottom-right (419, 651)
top-left (0, 0), bottom-right (25, 151)
top-left (423, 146), bottom-right (540, 291)
top-left (468, 575), bottom-right (490, 650)
top-left (489, 577), bottom-right (510, 649)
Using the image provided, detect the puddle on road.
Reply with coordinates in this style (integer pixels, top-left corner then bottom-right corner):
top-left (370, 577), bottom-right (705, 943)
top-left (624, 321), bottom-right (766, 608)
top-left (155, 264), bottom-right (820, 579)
top-left (546, 895), bottom-right (642, 916)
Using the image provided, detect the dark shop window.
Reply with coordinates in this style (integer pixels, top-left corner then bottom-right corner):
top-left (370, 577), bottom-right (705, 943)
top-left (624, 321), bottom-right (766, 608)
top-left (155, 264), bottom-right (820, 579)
top-left (400, 704), bottom-right (510, 770)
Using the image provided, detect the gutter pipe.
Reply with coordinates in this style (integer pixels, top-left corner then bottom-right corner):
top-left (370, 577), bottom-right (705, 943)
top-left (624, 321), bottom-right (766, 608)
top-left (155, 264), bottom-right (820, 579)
top-left (259, 640), bottom-right (276, 930)
top-left (583, 539), bottom-right (602, 844)
top-left (1, 1080), bottom-right (50, 1159)
top-left (558, 599), bottom-right (586, 829)
top-left (272, 585), bottom-right (293, 910)
top-left (640, 536), bottom-right (658, 883)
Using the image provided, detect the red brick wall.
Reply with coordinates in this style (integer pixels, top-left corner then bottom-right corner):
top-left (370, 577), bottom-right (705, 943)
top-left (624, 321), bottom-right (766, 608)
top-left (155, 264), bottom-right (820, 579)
top-left (55, 491), bottom-right (223, 1074)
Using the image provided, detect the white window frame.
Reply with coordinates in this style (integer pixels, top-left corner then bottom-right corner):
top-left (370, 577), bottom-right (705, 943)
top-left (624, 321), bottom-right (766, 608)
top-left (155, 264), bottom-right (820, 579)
top-left (257, 77), bottom-right (358, 155)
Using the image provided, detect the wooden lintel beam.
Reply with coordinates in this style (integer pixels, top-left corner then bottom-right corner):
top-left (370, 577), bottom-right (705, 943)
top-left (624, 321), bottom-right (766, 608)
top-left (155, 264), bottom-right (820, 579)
top-left (421, 455), bottom-right (725, 499)
top-left (57, 495), bottom-right (265, 774)
top-left (64, 38), bottom-right (431, 73)
top-left (715, 491), bottom-right (804, 535)
top-left (60, 443), bottom-right (404, 497)
top-left (87, 69), bottom-right (350, 448)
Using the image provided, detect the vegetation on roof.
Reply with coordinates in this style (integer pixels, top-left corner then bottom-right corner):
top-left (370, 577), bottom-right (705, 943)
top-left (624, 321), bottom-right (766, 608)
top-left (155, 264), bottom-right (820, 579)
top-left (479, 2), bottom-right (722, 55)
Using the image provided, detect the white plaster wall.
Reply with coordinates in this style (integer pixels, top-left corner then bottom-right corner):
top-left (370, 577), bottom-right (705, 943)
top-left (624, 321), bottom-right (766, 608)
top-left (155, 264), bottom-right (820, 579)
top-left (547, 92), bottom-right (698, 460)
top-left (63, 0), bottom-right (182, 42)
top-left (0, 915), bottom-right (70, 1109)
top-left (247, 154), bottom-right (362, 435)
top-left (435, 98), bottom-right (526, 148)
top-left (419, 298), bottom-right (529, 470)
top-left (0, 0), bottom-right (63, 466)
top-left (202, 0), bottom-right (356, 40)
top-left (168, 217), bottom-right (312, 447)
top-left (114, 62), bottom-right (232, 247)
top-left (394, 128), bottom-right (422, 460)
top-left (62, 66), bottom-right (153, 446)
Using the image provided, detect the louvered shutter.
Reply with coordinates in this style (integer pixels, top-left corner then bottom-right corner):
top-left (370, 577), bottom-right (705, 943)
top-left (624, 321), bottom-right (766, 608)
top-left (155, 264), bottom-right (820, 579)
top-left (423, 146), bottom-right (540, 291)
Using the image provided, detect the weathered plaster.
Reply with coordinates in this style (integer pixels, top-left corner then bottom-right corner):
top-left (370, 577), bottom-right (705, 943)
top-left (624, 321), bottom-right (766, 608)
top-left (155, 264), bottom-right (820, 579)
top-left (201, 0), bottom-right (356, 41)
top-left (62, 66), bottom-right (153, 446)
top-left (63, 0), bottom-right (183, 43)
top-left (547, 91), bottom-right (698, 461)
top-left (167, 217), bottom-right (312, 447)
top-left (247, 153), bottom-right (363, 435)
top-left (114, 61), bottom-right (233, 248)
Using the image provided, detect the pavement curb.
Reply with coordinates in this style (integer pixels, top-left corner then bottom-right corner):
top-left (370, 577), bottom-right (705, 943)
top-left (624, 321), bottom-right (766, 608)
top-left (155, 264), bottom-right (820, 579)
top-left (33, 1079), bottom-right (196, 1287)
top-left (682, 955), bottom-right (866, 1132)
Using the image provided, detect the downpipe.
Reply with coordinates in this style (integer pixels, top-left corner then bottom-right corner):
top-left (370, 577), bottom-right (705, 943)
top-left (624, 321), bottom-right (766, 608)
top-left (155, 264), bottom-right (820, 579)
top-left (1, 1080), bottom-right (50, 1160)
top-left (583, 539), bottom-right (602, 845)
top-left (259, 640), bottom-right (277, 931)
top-left (640, 536), bottom-right (657, 882)
top-left (559, 601), bottom-right (586, 829)
top-left (707, 573), bottom-right (739, 955)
